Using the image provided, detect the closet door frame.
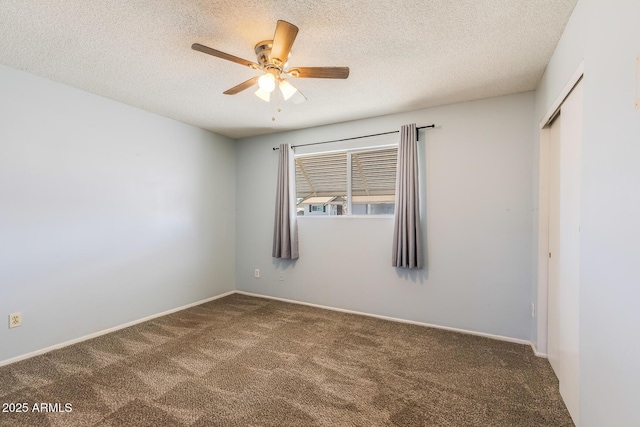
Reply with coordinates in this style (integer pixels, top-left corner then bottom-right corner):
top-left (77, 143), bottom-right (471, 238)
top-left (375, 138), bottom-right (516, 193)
top-left (536, 61), bottom-right (583, 426)
top-left (536, 61), bottom-right (584, 357)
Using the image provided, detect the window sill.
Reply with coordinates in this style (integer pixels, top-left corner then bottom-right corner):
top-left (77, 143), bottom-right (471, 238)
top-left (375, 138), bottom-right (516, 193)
top-left (297, 215), bottom-right (395, 219)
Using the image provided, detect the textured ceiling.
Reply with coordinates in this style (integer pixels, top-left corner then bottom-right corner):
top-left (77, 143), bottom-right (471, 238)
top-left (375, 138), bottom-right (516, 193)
top-left (0, 0), bottom-right (577, 139)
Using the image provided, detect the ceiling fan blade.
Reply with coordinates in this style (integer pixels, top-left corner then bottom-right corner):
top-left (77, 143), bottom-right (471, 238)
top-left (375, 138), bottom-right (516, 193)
top-left (223, 76), bottom-right (260, 95)
top-left (287, 67), bottom-right (350, 79)
top-left (291, 88), bottom-right (307, 104)
top-left (271, 20), bottom-right (299, 66)
top-left (192, 43), bottom-right (259, 68)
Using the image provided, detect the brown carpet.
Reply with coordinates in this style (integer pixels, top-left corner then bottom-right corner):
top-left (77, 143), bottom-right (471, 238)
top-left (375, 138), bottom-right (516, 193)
top-left (0, 294), bottom-right (574, 426)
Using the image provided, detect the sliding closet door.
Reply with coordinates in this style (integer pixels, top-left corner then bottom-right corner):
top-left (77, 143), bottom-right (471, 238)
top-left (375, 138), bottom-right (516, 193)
top-left (547, 79), bottom-right (582, 426)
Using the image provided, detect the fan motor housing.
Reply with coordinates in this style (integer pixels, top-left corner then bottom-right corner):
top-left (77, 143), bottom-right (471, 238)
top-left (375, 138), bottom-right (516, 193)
top-left (254, 40), bottom-right (273, 67)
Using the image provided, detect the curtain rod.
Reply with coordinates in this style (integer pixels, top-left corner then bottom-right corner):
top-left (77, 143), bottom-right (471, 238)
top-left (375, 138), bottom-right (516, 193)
top-left (272, 124), bottom-right (435, 150)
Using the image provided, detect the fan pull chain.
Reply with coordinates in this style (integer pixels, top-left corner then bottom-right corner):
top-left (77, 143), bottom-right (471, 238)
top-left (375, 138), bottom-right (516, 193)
top-left (272, 92), bottom-right (283, 121)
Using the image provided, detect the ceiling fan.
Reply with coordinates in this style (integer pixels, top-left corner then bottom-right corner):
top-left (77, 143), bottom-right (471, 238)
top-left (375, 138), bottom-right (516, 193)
top-left (192, 20), bottom-right (349, 104)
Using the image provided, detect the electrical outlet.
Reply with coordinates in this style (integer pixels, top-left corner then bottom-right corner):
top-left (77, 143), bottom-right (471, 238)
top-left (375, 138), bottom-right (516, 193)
top-left (279, 274), bottom-right (284, 281)
top-left (254, 269), bottom-right (260, 278)
top-left (531, 303), bottom-right (536, 318)
top-left (9, 312), bottom-right (21, 328)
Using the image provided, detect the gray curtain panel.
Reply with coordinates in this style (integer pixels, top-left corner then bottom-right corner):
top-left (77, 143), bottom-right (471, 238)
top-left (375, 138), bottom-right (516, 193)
top-left (392, 123), bottom-right (423, 268)
top-left (272, 144), bottom-right (299, 259)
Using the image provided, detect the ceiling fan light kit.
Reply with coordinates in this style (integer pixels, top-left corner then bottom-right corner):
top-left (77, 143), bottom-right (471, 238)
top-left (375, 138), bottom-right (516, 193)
top-left (254, 87), bottom-right (271, 102)
top-left (192, 20), bottom-right (349, 106)
top-left (258, 72), bottom-right (276, 93)
top-left (278, 79), bottom-right (297, 101)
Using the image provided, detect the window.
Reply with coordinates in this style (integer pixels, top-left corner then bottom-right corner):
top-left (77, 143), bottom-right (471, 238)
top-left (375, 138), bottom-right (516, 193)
top-left (295, 147), bottom-right (397, 216)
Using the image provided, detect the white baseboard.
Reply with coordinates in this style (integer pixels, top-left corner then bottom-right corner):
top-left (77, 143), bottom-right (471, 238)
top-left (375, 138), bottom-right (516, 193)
top-left (235, 291), bottom-right (532, 347)
top-left (530, 342), bottom-right (548, 358)
top-left (1, 289), bottom-right (547, 367)
top-left (0, 290), bottom-right (235, 368)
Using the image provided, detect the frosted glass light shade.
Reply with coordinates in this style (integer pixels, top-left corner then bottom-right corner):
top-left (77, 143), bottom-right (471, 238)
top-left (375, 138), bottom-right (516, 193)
top-left (258, 73), bottom-right (276, 93)
top-left (254, 88), bottom-right (271, 102)
top-left (279, 79), bottom-right (298, 101)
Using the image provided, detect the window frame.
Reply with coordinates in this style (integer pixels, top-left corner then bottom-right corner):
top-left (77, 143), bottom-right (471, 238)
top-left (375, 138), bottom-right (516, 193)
top-left (294, 143), bottom-right (398, 218)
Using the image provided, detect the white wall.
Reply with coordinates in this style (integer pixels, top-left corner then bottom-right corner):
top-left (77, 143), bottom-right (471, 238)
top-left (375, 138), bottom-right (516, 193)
top-left (0, 65), bottom-right (236, 363)
top-left (236, 92), bottom-right (535, 341)
top-left (579, 1), bottom-right (640, 425)
top-left (534, 0), bottom-right (640, 425)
